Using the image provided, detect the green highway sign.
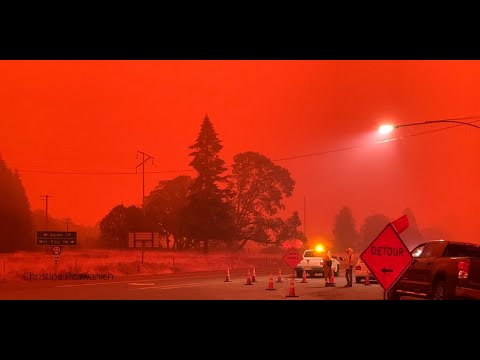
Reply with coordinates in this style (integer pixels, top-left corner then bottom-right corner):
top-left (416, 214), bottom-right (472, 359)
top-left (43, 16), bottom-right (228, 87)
top-left (37, 231), bottom-right (77, 245)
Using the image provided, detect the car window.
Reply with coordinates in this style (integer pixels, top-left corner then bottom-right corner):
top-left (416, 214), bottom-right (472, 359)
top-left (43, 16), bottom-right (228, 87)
top-left (304, 250), bottom-right (324, 257)
top-left (444, 244), bottom-right (480, 258)
top-left (411, 244), bottom-right (426, 258)
top-left (421, 242), bottom-right (444, 258)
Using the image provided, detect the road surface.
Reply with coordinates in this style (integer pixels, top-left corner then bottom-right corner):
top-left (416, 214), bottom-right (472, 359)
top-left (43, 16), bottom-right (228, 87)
top-left (0, 268), bottom-right (391, 300)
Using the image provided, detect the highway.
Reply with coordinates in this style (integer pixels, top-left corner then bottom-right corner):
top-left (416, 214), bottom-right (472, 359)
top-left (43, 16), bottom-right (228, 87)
top-left (0, 269), bottom-right (387, 300)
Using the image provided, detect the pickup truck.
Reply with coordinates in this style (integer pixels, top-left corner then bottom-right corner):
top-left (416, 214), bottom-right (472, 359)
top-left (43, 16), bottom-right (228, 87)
top-left (387, 240), bottom-right (480, 300)
top-left (294, 249), bottom-right (340, 278)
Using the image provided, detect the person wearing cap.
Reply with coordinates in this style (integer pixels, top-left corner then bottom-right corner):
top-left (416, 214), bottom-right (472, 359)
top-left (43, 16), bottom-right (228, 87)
top-left (344, 248), bottom-right (354, 287)
top-left (323, 249), bottom-right (335, 287)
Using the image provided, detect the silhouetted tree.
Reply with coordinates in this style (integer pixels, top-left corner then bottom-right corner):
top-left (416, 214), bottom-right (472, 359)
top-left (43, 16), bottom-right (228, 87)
top-left (226, 151), bottom-right (300, 250)
top-left (99, 205), bottom-right (144, 248)
top-left (188, 114), bottom-right (227, 199)
top-left (181, 194), bottom-right (236, 251)
top-left (0, 159), bottom-right (33, 252)
top-left (183, 115), bottom-right (232, 252)
top-left (145, 175), bottom-right (194, 250)
top-left (332, 206), bottom-right (360, 252)
top-left (359, 214), bottom-right (391, 252)
top-left (400, 208), bottom-right (424, 250)
top-left (273, 211), bottom-right (304, 246)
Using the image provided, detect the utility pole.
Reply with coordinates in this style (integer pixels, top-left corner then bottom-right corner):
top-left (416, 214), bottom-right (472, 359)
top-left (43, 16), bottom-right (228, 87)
top-left (136, 151), bottom-right (154, 217)
top-left (65, 217), bottom-right (71, 232)
top-left (41, 195), bottom-right (52, 255)
top-left (304, 195), bottom-right (307, 240)
top-left (40, 195), bottom-right (52, 231)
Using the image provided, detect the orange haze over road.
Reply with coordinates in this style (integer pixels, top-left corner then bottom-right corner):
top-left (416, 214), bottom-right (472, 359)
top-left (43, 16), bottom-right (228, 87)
top-left (1, 60), bottom-right (479, 243)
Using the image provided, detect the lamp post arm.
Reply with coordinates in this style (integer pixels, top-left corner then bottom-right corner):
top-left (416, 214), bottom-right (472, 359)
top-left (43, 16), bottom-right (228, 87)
top-left (396, 120), bottom-right (480, 129)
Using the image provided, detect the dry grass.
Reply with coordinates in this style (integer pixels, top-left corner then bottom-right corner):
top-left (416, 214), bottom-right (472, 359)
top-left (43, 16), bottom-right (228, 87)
top-left (0, 248), bottom-right (287, 280)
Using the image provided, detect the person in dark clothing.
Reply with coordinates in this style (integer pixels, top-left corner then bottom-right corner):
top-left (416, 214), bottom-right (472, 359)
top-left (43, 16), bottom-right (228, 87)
top-left (344, 248), bottom-right (354, 287)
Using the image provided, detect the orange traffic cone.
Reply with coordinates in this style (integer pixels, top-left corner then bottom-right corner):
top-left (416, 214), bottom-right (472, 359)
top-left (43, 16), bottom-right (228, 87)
top-left (266, 274), bottom-right (276, 290)
top-left (224, 268), bottom-right (231, 282)
top-left (301, 270), bottom-right (308, 283)
top-left (276, 268), bottom-right (283, 283)
top-left (251, 267), bottom-right (257, 282)
top-left (245, 269), bottom-right (253, 285)
top-left (286, 274), bottom-right (298, 297)
top-left (330, 275), bottom-right (335, 286)
top-left (365, 273), bottom-right (370, 286)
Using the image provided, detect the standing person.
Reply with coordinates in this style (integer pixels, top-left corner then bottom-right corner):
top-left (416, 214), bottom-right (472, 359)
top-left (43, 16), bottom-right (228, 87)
top-left (323, 249), bottom-right (334, 287)
top-left (344, 248), bottom-right (354, 287)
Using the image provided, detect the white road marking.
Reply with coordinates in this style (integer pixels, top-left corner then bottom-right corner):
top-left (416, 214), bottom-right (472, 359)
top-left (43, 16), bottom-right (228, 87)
top-left (55, 273), bottom-right (226, 288)
top-left (129, 283), bottom-right (156, 286)
top-left (129, 277), bottom-right (270, 291)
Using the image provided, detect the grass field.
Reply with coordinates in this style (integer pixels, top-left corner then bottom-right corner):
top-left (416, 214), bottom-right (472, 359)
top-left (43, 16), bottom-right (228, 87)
top-left (0, 248), bottom-right (289, 280)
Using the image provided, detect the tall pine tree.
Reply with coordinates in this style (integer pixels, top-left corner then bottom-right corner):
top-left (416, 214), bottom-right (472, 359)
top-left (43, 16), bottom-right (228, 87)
top-left (183, 115), bottom-right (234, 252)
top-left (188, 115), bottom-right (228, 199)
top-left (0, 158), bottom-right (33, 252)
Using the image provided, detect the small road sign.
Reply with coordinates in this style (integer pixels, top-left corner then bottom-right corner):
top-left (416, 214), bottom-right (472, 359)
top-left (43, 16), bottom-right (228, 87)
top-left (360, 223), bottom-right (413, 291)
top-left (282, 247), bottom-right (303, 269)
top-left (37, 232), bottom-right (77, 245)
top-left (52, 246), bottom-right (62, 255)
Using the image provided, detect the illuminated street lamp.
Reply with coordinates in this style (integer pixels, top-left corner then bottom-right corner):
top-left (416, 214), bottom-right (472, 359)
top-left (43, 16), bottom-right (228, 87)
top-left (379, 120), bottom-right (480, 135)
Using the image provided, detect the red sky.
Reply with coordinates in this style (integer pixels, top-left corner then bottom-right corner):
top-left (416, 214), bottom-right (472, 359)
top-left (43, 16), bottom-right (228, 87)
top-left (1, 60), bottom-right (479, 243)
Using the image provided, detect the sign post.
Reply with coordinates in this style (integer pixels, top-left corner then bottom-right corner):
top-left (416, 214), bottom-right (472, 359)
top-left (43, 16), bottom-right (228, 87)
top-left (360, 222), bottom-right (413, 297)
top-left (52, 246), bottom-right (62, 267)
top-left (128, 232), bottom-right (161, 264)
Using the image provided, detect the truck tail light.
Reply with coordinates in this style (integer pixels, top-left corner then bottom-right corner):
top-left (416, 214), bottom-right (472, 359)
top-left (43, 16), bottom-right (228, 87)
top-left (458, 261), bottom-right (470, 279)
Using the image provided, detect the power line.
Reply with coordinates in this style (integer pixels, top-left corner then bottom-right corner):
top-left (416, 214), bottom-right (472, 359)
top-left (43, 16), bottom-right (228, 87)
top-left (12, 116), bottom-right (480, 175)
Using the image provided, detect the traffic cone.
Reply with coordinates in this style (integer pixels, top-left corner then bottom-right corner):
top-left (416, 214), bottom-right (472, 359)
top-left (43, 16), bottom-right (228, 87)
top-left (365, 273), bottom-right (370, 286)
top-left (252, 267), bottom-right (257, 282)
top-left (266, 274), bottom-right (276, 290)
top-left (276, 268), bottom-right (283, 283)
top-left (224, 268), bottom-right (231, 282)
top-left (301, 270), bottom-right (308, 283)
top-left (245, 269), bottom-right (253, 285)
top-left (286, 274), bottom-right (298, 297)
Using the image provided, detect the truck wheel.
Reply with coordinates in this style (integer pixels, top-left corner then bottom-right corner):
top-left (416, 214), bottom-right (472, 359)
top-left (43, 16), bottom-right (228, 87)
top-left (355, 277), bottom-right (361, 284)
top-left (309, 271), bottom-right (316, 278)
top-left (296, 270), bottom-right (303, 278)
top-left (432, 281), bottom-right (449, 300)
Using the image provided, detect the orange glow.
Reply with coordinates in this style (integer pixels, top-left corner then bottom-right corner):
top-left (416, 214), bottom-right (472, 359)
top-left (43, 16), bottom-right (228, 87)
top-left (1, 60), bottom-right (480, 243)
top-left (315, 244), bottom-right (325, 252)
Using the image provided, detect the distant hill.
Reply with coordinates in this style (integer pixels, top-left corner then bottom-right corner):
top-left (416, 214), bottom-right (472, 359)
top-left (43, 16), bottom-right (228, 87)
top-left (32, 210), bottom-right (100, 248)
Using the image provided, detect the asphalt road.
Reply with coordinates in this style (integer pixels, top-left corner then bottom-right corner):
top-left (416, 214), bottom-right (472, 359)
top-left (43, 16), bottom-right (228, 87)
top-left (0, 268), bottom-right (391, 300)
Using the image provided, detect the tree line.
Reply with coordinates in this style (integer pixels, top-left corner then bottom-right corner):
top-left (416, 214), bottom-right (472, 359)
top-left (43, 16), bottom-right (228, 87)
top-left (0, 115), bottom-right (439, 253)
top-left (99, 115), bottom-right (303, 252)
top-left (331, 206), bottom-right (424, 253)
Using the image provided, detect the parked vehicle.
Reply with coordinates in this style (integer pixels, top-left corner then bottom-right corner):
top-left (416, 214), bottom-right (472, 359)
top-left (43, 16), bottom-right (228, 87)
top-left (355, 259), bottom-right (376, 284)
top-left (294, 249), bottom-right (340, 278)
top-left (387, 240), bottom-right (480, 300)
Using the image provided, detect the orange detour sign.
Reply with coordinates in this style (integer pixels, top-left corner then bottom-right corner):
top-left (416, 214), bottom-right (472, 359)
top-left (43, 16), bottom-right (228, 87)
top-left (282, 247), bottom-right (302, 269)
top-left (360, 223), bottom-right (413, 291)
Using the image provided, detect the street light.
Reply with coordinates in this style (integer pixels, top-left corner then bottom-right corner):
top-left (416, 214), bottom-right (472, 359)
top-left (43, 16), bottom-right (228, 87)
top-left (379, 120), bottom-right (480, 134)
